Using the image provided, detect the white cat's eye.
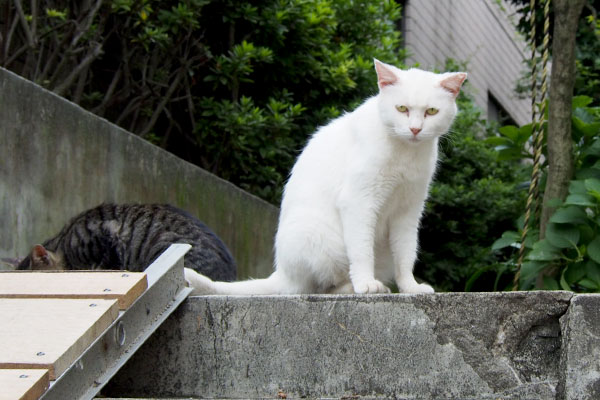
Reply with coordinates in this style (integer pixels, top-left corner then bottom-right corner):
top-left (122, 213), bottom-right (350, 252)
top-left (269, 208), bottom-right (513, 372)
top-left (425, 108), bottom-right (439, 116)
top-left (396, 105), bottom-right (408, 113)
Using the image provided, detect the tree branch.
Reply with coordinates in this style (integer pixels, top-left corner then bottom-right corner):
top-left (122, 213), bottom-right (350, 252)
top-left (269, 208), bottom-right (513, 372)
top-left (30, 0), bottom-right (37, 39)
top-left (91, 68), bottom-right (122, 116)
top-left (70, 0), bottom-right (102, 48)
top-left (53, 41), bottom-right (103, 97)
top-left (13, 0), bottom-right (34, 47)
top-left (139, 67), bottom-right (186, 137)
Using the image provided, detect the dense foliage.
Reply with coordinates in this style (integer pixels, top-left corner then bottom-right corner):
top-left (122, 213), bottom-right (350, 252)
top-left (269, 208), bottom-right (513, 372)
top-left (417, 84), bottom-right (527, 292)
top-left (481, 1), bottom-right (600, 292)
top-left (0, 0), bottom-right (404, 203)
top-left (488, 97), bottom-right (600, 291)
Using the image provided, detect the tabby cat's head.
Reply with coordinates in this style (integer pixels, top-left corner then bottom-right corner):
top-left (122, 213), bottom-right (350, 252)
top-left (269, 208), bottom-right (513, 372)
top-left (18, 244), bottom-right (66, 270)
top-left (374, 59), bottom-right (467, 143)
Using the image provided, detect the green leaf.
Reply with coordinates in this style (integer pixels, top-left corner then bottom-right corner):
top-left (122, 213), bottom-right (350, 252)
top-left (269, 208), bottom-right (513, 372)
top-left (565, 262), bottom-right (587, 284)
top-left (580, 121), bottom-right (600, 137)
top-left (576, 167), bottom-right (600, 180)
top-left (497, 147), bottom-right (523, 162)
top-left (573, 95), bottom-right (594, 109)
top-left (565, 193), bottom-right (596, 207)
top-left (520, 260), bottom-right (547, 279)
top-left (46, 8), bottom-right (67, 20)
top-left (587, 237), bottom-right (600, 264)
top-left (498, 125), bottom-right (520, 141)
top-left (585, 260), bottom-right (600, 282)
top-left (549, 206), bottom-right (589, 225)
top-left (582, 140), bottom-right (600, 159)
top-left (560, 269), bottom-right (572, 291)
top-left (543, 277), bottom-right (560, 290)
top-left (484, 137), bottom-right (513, 147)
top-left (545, 222), bottom-right (580, 249)
top-left (570, 180), bottom-right (588, 195)
top-left (518, 261), bottom-right (547, 290)
top-left (573, 107), bottom-right (597, 125)
top-left (491, 231), bottom-right (520, 251)
top-left (578, 278), bottom-right (599, 290)
top-left (585, 178), bottom-right (600, 194)
top-left (527, 239), bottom-right (560, 261)
top-left (517, 124), bottom-right (533, 144)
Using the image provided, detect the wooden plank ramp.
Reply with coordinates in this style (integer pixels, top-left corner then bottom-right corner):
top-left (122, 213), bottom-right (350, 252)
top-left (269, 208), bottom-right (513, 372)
top-left (0, 271), bottom-right (147, 309)
top-left (0, 271), bottom-right (147, 398)
top-left (0, 369), bottom-right (49, 400)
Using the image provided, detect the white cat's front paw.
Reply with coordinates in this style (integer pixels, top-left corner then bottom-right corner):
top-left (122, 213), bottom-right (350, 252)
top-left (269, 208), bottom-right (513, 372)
top-left (399, 282), bottom-right (435, 294)
top-left (353, 279), bottom-right (391, 294)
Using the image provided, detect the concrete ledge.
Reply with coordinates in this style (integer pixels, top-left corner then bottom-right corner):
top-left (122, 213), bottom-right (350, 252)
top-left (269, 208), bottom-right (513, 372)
top-left (101, 291), bottom-right (600, 399)
top-left (560, 295), bottom-right (600, 399)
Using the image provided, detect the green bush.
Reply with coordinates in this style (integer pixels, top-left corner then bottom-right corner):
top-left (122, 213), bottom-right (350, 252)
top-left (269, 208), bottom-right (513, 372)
top-left (489, 96), bottom-right (600, 291)
top-left (1, 0), bottom-right (404, 203)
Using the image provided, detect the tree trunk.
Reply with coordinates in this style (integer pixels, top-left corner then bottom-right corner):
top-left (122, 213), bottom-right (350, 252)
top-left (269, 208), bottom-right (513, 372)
top-left (540, 0), bottom-right (586, 238)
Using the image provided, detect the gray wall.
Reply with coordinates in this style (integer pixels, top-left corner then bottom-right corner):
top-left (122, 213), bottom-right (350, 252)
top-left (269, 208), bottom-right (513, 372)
top-left (0, 67), bottom-right (278, 278)
top-left (405, 0), bottom-right (530, 125)
top-left (104, 292), bottom-right (600, 399)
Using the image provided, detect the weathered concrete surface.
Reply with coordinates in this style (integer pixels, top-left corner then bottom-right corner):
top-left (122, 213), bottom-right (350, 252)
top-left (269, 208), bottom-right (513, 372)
top-left (0, 67), bottom-right (278, 277)
top-left (105, 292), bottom-right (576, 399)
top-left (559, 295), bottom-right (600, 400)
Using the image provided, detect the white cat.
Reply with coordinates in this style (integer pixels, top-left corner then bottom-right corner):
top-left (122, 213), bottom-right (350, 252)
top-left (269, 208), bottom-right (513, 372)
top-left (186, 60), bottom-right (466, 295)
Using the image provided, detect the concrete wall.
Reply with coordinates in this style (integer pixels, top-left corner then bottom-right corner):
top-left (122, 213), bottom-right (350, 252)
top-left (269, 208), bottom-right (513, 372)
top-left (104, 292), bottom-right (600, 399)
top-left (0, 67), bottom-right (278, 278)
top-left (404, 0), bottom-right (530, 125)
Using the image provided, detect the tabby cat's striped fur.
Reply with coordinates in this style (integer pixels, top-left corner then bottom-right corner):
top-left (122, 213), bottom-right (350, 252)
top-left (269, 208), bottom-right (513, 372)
top-left (18, 203), bottom-right (236, 281)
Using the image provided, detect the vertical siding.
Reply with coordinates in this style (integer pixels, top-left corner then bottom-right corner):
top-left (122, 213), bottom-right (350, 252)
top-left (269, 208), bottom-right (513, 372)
top-left (404, 0), bottom-right (530, 125)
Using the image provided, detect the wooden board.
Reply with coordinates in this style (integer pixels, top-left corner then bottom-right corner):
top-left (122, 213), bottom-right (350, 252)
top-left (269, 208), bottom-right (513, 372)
top-left (0, 369), bottom-right (49, 400)
top-left (0, 298), bottom-right (119, 379)
top-left (0, 271), bottom-right (147, 309)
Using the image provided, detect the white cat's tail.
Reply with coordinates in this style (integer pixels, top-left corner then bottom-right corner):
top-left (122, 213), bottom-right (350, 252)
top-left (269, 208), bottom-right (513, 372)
top-left (184, 268), bottom-right (289, 295)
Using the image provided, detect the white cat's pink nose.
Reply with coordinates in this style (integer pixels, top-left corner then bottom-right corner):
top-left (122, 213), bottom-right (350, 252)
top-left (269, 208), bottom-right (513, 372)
top-left (410, 127), bottom-right (421, 135)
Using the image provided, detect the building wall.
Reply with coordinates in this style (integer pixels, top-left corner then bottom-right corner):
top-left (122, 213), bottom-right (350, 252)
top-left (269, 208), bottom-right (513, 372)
top-left (404, 0), bottom-right (530, 126)
top-left (0, 67), bottom-right (278, 278)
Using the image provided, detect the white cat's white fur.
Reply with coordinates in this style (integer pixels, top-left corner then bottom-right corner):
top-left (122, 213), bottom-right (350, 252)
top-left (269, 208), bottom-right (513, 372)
top-left (186, 60), bottom-right (467, 295)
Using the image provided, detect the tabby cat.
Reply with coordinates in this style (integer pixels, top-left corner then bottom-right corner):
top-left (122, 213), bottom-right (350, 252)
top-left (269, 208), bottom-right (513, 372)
top-left (18, 203), bottom-right (236, 281)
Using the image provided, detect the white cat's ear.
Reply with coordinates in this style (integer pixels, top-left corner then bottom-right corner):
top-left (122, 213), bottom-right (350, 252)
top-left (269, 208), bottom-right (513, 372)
top-left (440, 72), bottom-right (468, 98)
top-left (374, 59), bottom-right (398, 90)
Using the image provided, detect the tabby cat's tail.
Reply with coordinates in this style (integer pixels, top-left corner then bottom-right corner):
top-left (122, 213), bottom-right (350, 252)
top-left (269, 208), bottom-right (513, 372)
top-left (184, 268), bottom-right (287, 295)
